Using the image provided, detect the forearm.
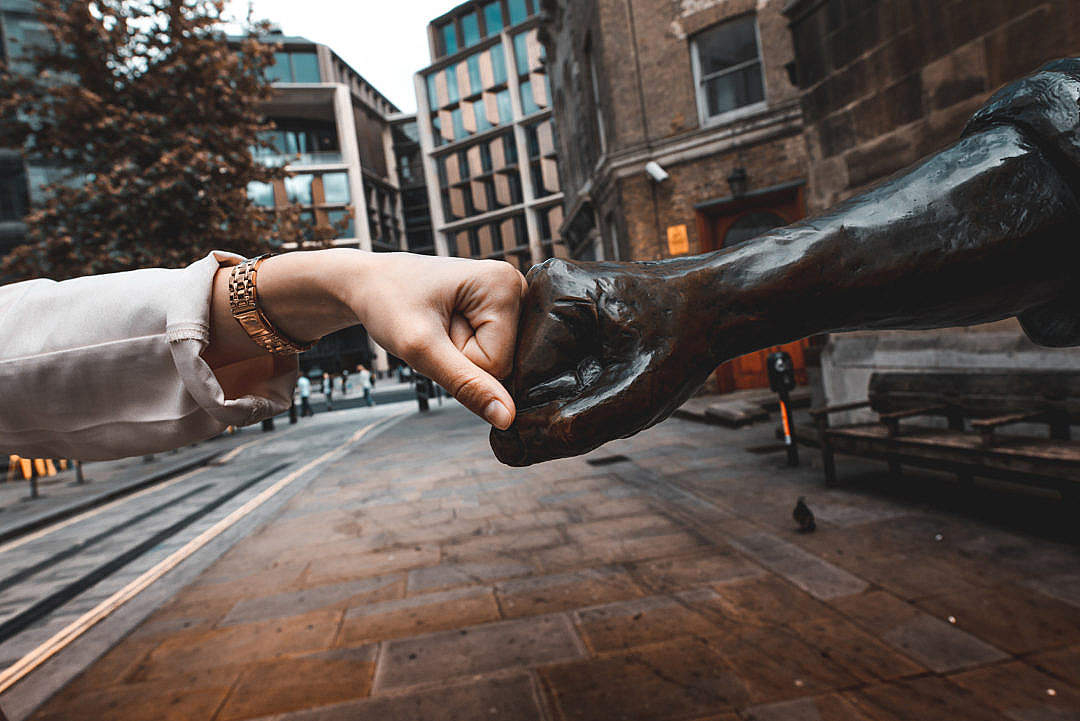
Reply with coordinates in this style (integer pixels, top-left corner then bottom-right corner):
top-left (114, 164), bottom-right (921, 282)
top-left (691, 125), bottom-right (1080, 362)
top-left (202, 249), bottom-right (362, 370)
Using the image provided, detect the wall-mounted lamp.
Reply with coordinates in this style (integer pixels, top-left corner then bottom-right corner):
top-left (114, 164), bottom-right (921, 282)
top-left (727, 167), bottom-right (748, 196)
top-left (645, 161), bottom-right (669, 183)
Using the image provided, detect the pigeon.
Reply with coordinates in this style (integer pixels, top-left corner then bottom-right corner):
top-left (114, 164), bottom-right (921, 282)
top-left (793, 497), bottom-right (816, 533)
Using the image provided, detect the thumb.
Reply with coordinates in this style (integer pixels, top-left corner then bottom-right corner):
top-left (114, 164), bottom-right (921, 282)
top-left (412, 335), bottom-right (516, 429)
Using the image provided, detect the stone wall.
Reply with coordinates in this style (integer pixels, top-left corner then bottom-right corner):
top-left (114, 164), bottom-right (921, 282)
top-left (784, 0), bottom-right (1080, 407)
top-left (787, 0), bottom-right (1080, 211)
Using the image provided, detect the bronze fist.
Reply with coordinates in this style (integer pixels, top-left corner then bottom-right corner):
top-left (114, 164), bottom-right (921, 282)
top-left (490, 258), bottom-right (722, 466)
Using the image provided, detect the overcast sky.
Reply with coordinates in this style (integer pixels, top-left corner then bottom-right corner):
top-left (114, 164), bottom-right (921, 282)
top-left (221, 0), bottom-right (462, 114)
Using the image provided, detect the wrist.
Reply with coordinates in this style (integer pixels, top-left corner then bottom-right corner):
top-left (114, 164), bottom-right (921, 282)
top-left (256, 249), bottom-right (362, 344)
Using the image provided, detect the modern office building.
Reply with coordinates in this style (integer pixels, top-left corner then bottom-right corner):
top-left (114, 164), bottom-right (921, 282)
top-left (0, 0), bottom-right (51, 259)
top-left (240, 30), bottom-right (416, 375)
top-left (414, 0), bottom-right (567, 271)
top-left (389, 115), bottom-right (436, 256)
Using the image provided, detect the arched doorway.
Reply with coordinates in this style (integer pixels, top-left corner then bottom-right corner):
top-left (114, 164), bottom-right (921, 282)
top-left (695, 182), bottom-right (811, 393)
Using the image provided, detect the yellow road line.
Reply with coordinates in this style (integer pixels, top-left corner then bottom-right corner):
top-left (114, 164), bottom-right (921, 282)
top-left (0, 410), bottom-right (406, 695)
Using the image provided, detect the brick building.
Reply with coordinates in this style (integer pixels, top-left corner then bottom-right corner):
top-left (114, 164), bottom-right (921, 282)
top-left (540, 0), bottom-right (813, 390)
top-left (543, 0), bottom-right (1080, 397)
top-left (784, 0), bottom-right (1080, 410)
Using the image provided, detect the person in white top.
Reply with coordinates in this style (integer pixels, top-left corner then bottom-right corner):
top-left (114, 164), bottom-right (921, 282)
top-left (0, 249), bottom-right (526, 460)
top-left (296, 374), bottom-right (313, 417)
top-left (356, 364), bottom-right (374, 407)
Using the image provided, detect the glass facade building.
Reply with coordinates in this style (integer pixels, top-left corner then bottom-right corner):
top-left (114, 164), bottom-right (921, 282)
top-left (416, 0), bottom-right (565, 270)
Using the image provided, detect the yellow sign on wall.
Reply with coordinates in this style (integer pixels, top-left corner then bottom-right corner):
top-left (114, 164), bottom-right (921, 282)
top-left (667, 224), bottom-right (689, 255)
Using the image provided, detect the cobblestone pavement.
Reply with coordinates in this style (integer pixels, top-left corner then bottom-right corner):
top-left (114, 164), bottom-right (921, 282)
top-left (18, 403), bottom-right (1080, 721)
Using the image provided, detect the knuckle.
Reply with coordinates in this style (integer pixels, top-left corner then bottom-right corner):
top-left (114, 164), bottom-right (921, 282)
top-left (451, 374), bottom-right (487, 406)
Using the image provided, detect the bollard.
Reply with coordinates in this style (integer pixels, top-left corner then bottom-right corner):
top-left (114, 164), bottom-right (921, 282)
top-left (416, 375), bottom-right (430, 413)
top-left (262, 417), bottom-right (275, 432)
top-left (289, 400), bottom-right (298, 424)
top-left (74, 460), bottom-right (86, 484)
top-left (27, 460), bottom-right (39, 500)
top-left (767, 351), bottom-right (800, 467)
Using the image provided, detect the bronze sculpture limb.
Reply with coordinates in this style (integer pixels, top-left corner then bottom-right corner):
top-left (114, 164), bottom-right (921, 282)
top-left (491, 59), bottom-right (1080, 466)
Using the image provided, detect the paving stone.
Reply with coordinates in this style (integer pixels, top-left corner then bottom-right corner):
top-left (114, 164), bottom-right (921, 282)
top-left (540, 639), bottom-right (750, 721)
top-left (31, 672), bottom-right (236, 721)
top-left (337, 586), bottom-right (500, 646)
top-left (706, 575), bottom-right (837, 627)
top-left (220, 575), bottom-right (404, 626)
top-left (373, 614), bottom-right (584, 691)
top-left (881, 614), bottom-right (1008, 673)
top-left (573, 590), bottom-right (727, 652)
top-left (496, 567), bottom-right (645, 619)
top-left (266, 673), bottom-right (546, 721)
top-left (948, 661), bottom-right (1080, 721)
top-left (304, 546), bottom-right (441, 586)
top-left (405, 559), bottom-right (532, 593)
top-left (844, 557), bottom-right (985, 601)
top-left (709, 627), bottom-right (861, 704)
top-left (217, 646), bottom-right (378, 721)
top-left (1023, 572), bottom-right (1080, 608)
top-left (440, 528), bottom-right (563, 559)
top-left (787, 615), bottom-right (926, 682)
top-left (727, 533), bottom-right (868, 600)
top-left (842, 677), bottom-right (1015, 721)
top-left (132, 609), bottom-right (342, 680)
top-left (565, 514), bottom-right (681, 542)
top-left (1029, 645), bottom-right (1080, 688)
top-left (915, 583), bottom-right (1080, 655)
top-left (833, 589), bottom-right (1006, 672)
top-left (632, 550), bottom-right (765, 592)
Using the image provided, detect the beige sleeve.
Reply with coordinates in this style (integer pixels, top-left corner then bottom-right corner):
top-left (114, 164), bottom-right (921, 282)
top-left (0, 251), bottom-right (297, 461)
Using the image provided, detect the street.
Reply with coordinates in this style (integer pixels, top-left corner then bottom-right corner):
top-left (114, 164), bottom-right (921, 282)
top-left (0, 401), bottom-right (1078, 720)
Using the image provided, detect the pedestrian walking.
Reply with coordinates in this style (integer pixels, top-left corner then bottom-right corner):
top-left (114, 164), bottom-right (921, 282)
top-left (322, 372), bottom-right (334, 411)
top-left (341, 369), bottom-right (349, 395)
top-left (356, 364), bottom-right (375, 407)
top-left (297, 375), bottom-right (314, 417)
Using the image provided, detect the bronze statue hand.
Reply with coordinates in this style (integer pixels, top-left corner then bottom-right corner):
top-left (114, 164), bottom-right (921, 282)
top-left (490, 257), bottom-right (722, 466)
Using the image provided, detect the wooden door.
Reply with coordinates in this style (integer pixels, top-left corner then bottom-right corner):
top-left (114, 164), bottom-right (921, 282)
top-left (698, 183), bottom-right (809, 393)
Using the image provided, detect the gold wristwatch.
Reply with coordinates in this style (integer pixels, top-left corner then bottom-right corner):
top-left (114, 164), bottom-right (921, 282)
top-left (228, 254), bottom-right (315, 356)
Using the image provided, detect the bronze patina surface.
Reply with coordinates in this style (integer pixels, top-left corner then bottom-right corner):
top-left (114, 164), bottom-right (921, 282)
top-left (491, 59), bottom-right (1080, 466)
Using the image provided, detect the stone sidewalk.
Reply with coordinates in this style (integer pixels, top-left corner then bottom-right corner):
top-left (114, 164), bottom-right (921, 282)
top-left (23, 404), bottom-right (1080, 720)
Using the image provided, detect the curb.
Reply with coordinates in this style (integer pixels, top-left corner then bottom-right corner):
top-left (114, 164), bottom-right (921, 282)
top-left (0, 449), bottom-right (223, 546)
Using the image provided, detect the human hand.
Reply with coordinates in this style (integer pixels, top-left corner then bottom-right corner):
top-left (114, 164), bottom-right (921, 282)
top-left (489, 258), bottom-right (722, 466)
top-left (346, 252), bottom-right (527, 429)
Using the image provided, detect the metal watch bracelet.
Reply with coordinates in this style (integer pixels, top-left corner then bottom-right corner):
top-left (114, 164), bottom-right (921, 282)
top-left (227, 254), bottom-right (315, 357)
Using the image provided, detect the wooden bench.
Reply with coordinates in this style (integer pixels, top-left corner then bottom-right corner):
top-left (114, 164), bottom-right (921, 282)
top-left (808, 371), bottom-right (1080, 496)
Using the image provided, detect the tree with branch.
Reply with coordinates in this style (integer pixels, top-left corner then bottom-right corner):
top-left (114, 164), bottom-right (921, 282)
top-left (0, 0), bottom-right (312, 280)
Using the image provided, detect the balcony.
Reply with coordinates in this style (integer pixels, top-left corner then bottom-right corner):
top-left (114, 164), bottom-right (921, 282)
top-left (256, 150), bottom-right (345, 168)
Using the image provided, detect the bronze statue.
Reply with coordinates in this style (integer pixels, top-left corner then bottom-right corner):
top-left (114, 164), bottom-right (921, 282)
top-left (491, 59), bottom-right (1080, 466)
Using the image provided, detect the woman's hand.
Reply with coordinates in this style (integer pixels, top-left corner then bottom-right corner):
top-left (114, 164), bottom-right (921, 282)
top-left (343, 252), bottom-right (527, 429)
top-left (206, 249), bottom-right (527, 430)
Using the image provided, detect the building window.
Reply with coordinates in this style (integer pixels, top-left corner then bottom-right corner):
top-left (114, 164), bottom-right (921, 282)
top-left (285, 174), bottom-right (314, 205)
top-left (691, 15), bottom-right (765, 122)
top-left (451, 108), bottom-right (465, 140)
top-left (322, 172), bottom-right (350, 204)
top-left (490, 43), bottom-right (508, 85)
top-left (266, 50), bottom-right (321, 84)
top-left (508, 0), bottom-right (529, 25)
top-left (290, 52), bottom-right (320, 82)
top-left (445, 65), bottom-right (460, 104)
top-left (495, 89), bottom-right (512, 124)
top-left (327, 209), bottom-right (356, 238)
top-left (247, 180), bottom-right (275, 208)
top-left (520, 79), bottom-right (539, 115)
top-left (461, 12), bottom-right (480, 48)
top-left (483, 2), bottom-right (503, 35)
top-left (513, 32), bottom-right (530, 77)
top-left (724, 210), bottom-right (785, 246)
top-left (440, 22), bottom-right (458, 56)
top-left (467, 55), bottom-right (482, 96)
